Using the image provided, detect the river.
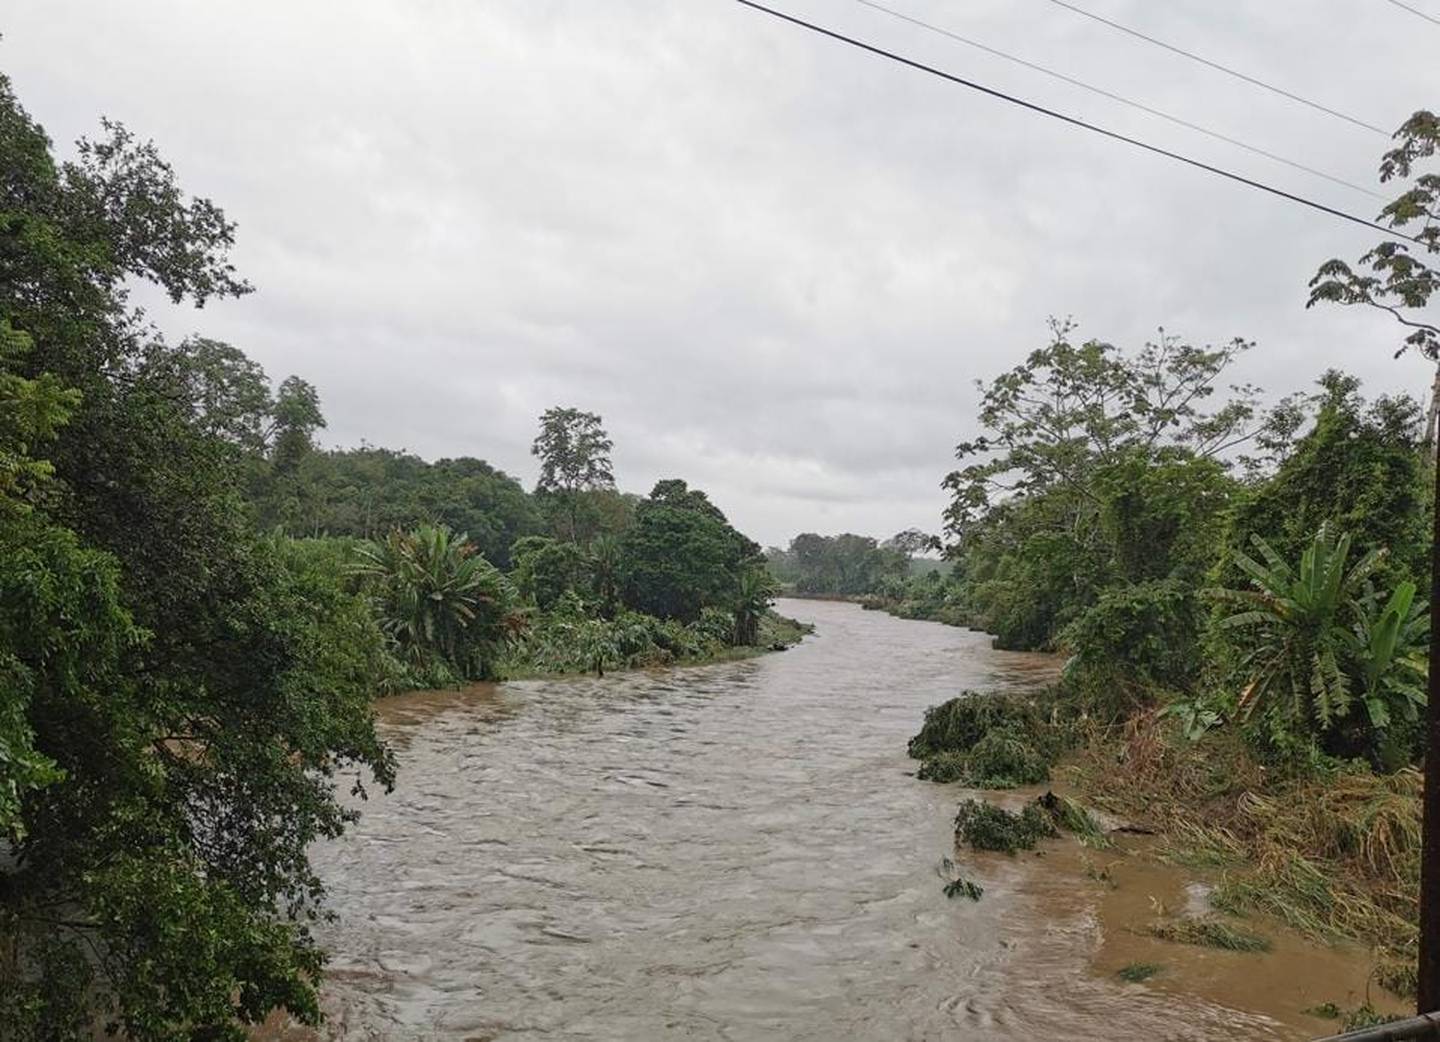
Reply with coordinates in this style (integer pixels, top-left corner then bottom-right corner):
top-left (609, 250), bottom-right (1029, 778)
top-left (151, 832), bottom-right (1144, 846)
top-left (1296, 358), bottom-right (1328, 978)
top-left (276, 598), bottom-right (1387, 1041)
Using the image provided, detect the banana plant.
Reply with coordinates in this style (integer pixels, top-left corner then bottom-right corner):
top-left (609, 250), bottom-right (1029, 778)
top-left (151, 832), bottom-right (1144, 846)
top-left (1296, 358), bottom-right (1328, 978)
top-left (731, 565), bottom-right (778, 646)
top-left (1213, 523), bottom-right (1386, 735)
top-left (1345, 580), bottom-right (1429, 729)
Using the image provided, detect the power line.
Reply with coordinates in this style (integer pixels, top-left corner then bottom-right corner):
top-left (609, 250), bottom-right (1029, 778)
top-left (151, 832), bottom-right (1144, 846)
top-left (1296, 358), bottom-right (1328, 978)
top-left (1382, 0), bottom-right (1440, 26)
top-left (1037, 0), bottom-right (1390, 137)
top-left (854, 0), bottom-right (1381, 199)
top-left (729, 0), bottom-right (1421, 245)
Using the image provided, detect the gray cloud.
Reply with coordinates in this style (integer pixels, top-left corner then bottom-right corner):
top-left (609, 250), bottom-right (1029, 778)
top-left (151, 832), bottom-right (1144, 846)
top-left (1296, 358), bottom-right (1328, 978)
top-left (5, 0), bottom-right (1434, 546)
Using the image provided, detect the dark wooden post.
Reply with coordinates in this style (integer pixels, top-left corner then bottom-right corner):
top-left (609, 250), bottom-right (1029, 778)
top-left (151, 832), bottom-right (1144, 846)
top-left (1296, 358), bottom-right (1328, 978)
top-left (1420, 430), bottom-right (1440, 1014)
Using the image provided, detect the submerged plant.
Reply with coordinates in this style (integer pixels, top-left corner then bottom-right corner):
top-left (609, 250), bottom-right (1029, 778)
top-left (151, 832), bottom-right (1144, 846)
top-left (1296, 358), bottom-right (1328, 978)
top-left (943, 876), bottom-right (984, 901)
top-left (1147, 915), bottom-right (1272, 953)
top-left (910, 691), bottom-right (1062, 788)
top-left (1116, 962), bottom-right (1163, 983)
top-left (954, 799), bottom-right (1057, 854)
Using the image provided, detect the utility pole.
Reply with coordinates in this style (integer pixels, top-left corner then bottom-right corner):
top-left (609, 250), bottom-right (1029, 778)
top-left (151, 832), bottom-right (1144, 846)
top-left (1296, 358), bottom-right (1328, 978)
top-left (1422, 419), bottom-right (1440, 1014)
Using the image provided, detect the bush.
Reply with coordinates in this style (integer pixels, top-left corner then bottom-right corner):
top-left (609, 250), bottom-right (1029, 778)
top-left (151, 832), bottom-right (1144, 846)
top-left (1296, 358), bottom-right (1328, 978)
top-left (1062, 578), bottom-right (1201, 721)
top-left (908, 692), bottom-right (1051, 759)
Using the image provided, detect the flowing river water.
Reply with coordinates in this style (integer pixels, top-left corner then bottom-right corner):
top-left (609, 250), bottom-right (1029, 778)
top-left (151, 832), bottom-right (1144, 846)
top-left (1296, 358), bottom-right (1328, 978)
top-left (273, 599), bottom-right (1394, 1041)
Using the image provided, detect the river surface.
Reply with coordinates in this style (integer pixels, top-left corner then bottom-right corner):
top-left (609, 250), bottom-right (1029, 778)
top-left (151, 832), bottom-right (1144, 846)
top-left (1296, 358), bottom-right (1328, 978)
top-left (281, 599), bottom-right (1387, 1041)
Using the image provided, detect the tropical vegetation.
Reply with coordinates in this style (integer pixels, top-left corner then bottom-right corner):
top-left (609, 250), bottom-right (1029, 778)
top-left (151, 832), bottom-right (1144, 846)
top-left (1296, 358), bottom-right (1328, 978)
top-left (0, 72), bottom-right (802, 1041)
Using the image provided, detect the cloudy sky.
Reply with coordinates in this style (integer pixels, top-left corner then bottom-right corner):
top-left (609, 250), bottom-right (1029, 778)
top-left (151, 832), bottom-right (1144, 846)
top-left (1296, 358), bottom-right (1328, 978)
top-left (4, 1), bottom-right (1435, 546)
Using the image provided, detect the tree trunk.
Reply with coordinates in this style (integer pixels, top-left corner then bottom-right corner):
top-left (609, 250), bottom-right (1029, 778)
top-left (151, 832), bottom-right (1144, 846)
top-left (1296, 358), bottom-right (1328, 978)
top-left (1426, 361), bottom-right (1440, 449)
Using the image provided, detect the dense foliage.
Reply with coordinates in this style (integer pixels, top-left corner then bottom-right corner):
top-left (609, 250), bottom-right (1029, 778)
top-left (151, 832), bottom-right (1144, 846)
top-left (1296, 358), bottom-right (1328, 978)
top-left (0, 75), bottom-right (394, 1039)
top-left (765, 529), bottom-right (939, 597)
top-left (0, 71), bottom-right (801, 1041)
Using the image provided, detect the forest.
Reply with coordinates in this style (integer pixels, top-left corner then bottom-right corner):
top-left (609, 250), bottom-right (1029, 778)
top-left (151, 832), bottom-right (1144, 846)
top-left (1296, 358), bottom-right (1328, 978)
top-left (0, 73), bottom-right (799, 1039)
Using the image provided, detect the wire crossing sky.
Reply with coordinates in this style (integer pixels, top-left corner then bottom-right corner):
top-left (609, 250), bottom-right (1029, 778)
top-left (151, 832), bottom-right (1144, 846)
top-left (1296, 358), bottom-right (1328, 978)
top-left (1381, 0), bottom-right (1440, 27)
top-left (734, 0), bottom-right (1414, 243)
top-left (853, 0), bottom-right (1382, 198)
top-left (1037, 0), bottom-right (1390, 136)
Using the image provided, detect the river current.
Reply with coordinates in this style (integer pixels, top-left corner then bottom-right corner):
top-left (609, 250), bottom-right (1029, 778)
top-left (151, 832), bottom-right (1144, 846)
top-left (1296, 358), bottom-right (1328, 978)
top-left (275, 599), bottom-right (1387, 1041)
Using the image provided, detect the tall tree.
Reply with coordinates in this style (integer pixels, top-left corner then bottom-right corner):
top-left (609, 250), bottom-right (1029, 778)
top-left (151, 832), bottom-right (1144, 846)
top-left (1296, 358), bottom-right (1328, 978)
top-left (531, 406), bottom-right (614, 542)
top-left (1308, 108), bottom-right (1440, 1014)
top-left (619, 480), bottom-right (759, 622)
top-left (0, 74), bottom-right (391, 1039)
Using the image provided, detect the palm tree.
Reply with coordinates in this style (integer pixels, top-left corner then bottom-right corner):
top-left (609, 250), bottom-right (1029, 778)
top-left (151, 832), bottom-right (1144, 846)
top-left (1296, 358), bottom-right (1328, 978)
top-left (1215, 524), bottom-right (1385, 737)
top-left (587, 533), bottom-right (622, 618)
top-left (732, 565), bottom-right (778, 647)
top-left (355, 524), bottom-right (515, 680)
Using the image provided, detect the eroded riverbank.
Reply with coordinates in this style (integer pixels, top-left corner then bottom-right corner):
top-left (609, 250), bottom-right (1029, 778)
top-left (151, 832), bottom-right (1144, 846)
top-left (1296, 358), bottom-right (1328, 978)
top-left (266, 599), bottom-right (1389, 1040)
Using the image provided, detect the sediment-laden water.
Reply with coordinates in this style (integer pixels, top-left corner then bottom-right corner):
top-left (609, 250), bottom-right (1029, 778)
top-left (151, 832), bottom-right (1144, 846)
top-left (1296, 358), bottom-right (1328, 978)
top-left (273, 599), bottom-right (1385, 1041)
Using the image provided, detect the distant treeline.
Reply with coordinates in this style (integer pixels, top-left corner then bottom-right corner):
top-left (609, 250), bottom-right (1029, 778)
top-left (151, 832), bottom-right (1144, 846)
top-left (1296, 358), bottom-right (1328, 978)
top-left (764, 529), bottom-right (943, 597)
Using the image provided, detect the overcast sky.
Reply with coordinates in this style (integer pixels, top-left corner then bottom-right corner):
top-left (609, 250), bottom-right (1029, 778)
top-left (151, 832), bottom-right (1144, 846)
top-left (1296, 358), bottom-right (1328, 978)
top-left (4, 1), bottom-right (1435, 546)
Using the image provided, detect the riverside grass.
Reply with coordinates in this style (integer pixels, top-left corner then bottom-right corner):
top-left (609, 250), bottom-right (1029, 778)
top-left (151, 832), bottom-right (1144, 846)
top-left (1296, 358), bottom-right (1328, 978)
top-left (1148, 915), bottom-right (1272, 953)
top-left (913, 688), bottom-right (1425, 999)
top-left (1068, 710), bottom-right (1422, 997)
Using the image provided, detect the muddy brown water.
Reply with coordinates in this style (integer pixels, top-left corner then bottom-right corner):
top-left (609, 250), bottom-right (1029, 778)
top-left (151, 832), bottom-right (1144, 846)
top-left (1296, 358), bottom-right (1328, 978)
top-left (271, 599), bottom-right (1393, 1041)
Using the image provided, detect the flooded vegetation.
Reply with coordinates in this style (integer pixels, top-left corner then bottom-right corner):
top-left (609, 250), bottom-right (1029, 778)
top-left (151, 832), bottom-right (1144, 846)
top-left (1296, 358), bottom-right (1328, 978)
top-left (259, 600), bottom-right (1390, 1040)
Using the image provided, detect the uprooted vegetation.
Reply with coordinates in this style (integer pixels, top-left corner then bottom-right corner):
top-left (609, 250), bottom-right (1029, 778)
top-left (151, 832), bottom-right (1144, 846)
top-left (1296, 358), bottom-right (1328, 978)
top-left (917, 680), bottom-right (1424, 998)
top-left (1147, 915), bottom-right (1272, 953)
top-left (1072, 712), bottom-right (1423, 998)
top-left (908, 691), bottom-right (1069, 788)
top-left (953, 792), bottom-right (1108, 854)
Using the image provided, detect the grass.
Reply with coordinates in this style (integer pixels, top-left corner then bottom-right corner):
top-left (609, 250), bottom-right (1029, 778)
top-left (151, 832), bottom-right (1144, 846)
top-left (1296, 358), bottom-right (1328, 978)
top-left (1147, 915), bottom-right (1272, 953)
top-left (1067, 711), bottom-right (1422, 997)
top-left (1116, 962), bottom-right (1163, 983)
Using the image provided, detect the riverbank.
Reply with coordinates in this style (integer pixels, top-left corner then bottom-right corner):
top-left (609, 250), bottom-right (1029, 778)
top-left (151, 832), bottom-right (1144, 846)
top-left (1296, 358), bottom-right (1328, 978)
top-left (498, 608), bottom-right (811, 680)
top-left (909, 686), bottom-right (1421, 1030)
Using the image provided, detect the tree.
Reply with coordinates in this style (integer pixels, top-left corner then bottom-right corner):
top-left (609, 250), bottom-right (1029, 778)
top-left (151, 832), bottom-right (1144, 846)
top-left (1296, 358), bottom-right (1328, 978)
top-left (619, 480), bottom-right (758, 622)
top-left (269, 375), bottom-right (325, 474)
top-left (731, 565), bottom-right (777, 646)
top-left (355, 524), bottom-right (516, 682)
top-left (167, 336), bottom-right (273, 452)
top-left (531, 406), bottom-right (615, 542)
top-left (943, 321), bottom-right (1258, 538)
top-left (1307, 109), bottom-right (1440, 1013)
top-left (509, 534), bottom-right (588, 611)
top-left (0, 74), bottom-right (392, 1039)
top-left (883, 528), bottom-right (940, 560)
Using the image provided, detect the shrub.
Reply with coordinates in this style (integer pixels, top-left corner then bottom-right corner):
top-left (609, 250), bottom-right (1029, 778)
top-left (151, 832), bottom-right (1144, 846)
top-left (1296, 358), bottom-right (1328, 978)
top-left (916, 751), bottom-right (970, 783)
top-left (1062, 578), bottom-right (1201, 721)
top-left (943, 876), bottom-right (984, 901)
top-left (910, 691), bottom-right (1064, 788)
